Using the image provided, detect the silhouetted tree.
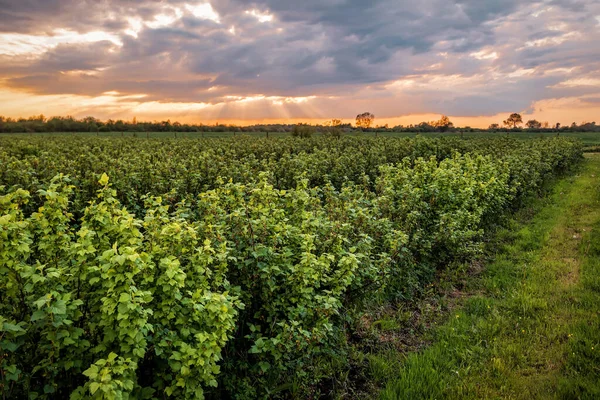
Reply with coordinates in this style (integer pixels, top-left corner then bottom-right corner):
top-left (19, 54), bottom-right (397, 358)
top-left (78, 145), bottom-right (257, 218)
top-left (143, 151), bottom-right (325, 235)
top-left (503, 113), bottom-right (523, 129)
top-left (526, 119), bottom-right (542, 129)
top-left (355, 112), bottom-right (375, 129)
top-left (433, 115), bottom-right (454, 132)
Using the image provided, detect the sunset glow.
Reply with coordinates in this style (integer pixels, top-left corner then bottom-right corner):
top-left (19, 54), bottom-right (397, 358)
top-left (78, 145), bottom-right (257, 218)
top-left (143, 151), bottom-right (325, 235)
top-left (0, 0), bottom-right (599, 127)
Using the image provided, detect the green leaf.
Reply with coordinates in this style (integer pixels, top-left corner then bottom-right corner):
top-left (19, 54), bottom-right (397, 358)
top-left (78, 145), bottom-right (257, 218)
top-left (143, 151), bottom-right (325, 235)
top-left (30, 310), bottom-right (46, 322)
top-left (2, 322), bottom-right (25, 333)
top-left (83, 365), bottom-right (98, 379)
top-left (89, 382), bottom-right (101, 395)
top-left (49, 300), bottom-right (67, 315)
top-left (258, 362), bottom-right (270, 373)
top-left (43, 385), bottom-right (55, 394)
top-left (99, 173), bottom-right (110, 186)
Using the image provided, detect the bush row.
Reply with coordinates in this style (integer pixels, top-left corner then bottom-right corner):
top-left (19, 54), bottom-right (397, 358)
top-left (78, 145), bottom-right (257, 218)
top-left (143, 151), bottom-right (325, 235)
top-left (0, 136), bottom-right (580, 214)
top-left (0, 137), bottom-right (583, 399)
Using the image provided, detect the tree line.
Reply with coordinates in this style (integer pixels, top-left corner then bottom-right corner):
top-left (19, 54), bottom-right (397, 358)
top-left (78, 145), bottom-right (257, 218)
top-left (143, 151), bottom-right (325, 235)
top-left (0, 113), bottom-right (598, 134)
top-left (489, 113), bottom-right (599, 132)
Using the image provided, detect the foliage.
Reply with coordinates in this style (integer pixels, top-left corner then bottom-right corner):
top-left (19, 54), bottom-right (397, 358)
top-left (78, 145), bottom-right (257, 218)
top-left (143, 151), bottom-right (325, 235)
top-left (0, 175), bottom-right (240, 399)
top-left (0, 135), bottom-right (583, 398)
top-left (290, 124), bottom-right (315, 138)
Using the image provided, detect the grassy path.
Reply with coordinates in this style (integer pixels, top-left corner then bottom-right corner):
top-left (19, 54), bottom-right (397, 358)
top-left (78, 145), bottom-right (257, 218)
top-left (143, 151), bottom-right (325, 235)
top-left (380, 155), bottom-right (600, 399)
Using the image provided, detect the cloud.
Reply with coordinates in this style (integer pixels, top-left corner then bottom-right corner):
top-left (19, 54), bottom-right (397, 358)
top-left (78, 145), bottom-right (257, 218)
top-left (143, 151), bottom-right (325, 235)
top-left (0, 0), bottom-right (599, 124)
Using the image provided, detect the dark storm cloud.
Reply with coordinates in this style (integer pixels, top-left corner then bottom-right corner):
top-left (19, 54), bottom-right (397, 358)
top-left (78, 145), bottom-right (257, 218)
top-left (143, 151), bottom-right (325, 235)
top-left (0, 0), bottom-right (599, 119)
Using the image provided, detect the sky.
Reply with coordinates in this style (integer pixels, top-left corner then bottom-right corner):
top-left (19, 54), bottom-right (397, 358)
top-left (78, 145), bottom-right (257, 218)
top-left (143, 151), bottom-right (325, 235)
top-left (0, 0), bottom-right (599, 127)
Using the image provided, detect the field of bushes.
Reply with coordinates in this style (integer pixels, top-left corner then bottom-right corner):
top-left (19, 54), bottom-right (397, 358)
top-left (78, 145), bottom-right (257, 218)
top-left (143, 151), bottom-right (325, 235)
top-left (0, 136), bottom-right (583, 399)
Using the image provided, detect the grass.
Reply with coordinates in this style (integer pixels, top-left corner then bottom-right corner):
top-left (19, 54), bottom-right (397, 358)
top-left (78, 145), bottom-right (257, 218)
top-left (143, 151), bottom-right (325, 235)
top-left (373, 154), bottom-right (600, 399)
top-left (2, 131), bottom-right (600, 147)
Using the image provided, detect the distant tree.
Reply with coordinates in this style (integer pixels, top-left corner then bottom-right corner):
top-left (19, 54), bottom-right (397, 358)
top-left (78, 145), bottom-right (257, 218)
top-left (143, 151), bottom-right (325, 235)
top-left (355, 112), bottom-right (375, 129)
top-left (433, 115), bottom-right (454, 132)
top-left (416, 121), bottom-right (436, 132)
top-left (81, 116), bottom-right (97, 124)
top-left (542, 121), bottom-right (550, 129)
top-left (503, 113), bottom-right (523, 129)
top-left (28, 114), bottom-right (46, 123)
top-left (291, 124), bottom-right (315, 138)
top-left (115, 119), bottom-right (126, 131)
top-left (323, 119), bottom-right (342, 138)
top-left (579, 121), bottom-right (598, 132)
top-left (526, 119), bottom-right (542, 129)
top-left (160, 120), bottom-right (173, 132)
top-left (555, 123), bottom-right (561, 130)
top-left (488, 123), bottom-right (500, 130)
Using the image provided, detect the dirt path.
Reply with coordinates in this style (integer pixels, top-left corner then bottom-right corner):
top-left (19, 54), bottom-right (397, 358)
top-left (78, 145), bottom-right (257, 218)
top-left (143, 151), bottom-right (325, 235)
top-left (380, 155), bottom-right (600, 399)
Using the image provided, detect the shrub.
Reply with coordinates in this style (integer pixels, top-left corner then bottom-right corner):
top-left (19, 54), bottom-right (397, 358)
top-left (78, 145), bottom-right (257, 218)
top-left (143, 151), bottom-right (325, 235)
top-left (291, 124), bottom-right (315, 138)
